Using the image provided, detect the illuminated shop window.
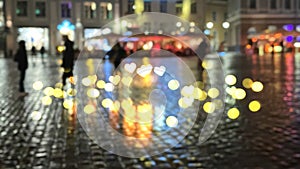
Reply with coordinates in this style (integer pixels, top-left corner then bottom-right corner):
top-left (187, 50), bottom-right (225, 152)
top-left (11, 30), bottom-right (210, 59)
top-left (100, 2), bottom-right (113, 20)
top-left (84, 2), bottom-right (97, 19)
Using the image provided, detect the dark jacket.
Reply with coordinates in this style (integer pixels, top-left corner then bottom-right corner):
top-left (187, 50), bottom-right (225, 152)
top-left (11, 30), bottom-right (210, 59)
top-left (14, 46), bottom-right (28, 71)
top-left (62, 39), bottom-right (74, 69)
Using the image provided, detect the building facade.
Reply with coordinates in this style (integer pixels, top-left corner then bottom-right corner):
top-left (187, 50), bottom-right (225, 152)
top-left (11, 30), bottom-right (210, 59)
top-left (5, 0), bottom-right (119, 55)
top-left (227, 0), bottom-right (300, 50)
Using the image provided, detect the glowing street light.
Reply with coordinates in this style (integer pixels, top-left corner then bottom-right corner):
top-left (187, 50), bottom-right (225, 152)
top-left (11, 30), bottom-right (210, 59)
top-left (222, 21), bottom-right (230, 29)
top-left (206, 22), bottom-right (214, 29)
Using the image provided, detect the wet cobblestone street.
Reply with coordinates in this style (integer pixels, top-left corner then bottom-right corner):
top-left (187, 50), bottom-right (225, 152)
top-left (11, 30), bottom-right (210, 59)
top-left (1, 53), bottom-right (300, 169)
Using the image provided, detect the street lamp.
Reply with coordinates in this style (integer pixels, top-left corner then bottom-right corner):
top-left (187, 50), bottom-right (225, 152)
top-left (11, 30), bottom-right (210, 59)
top-left (222, 21), bottom-right (230, 29)
top-left (206, 22), bottom-right (214, 29)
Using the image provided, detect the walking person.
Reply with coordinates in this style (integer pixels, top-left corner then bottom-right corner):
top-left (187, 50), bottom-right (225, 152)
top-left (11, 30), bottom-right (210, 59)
top-left (14, 40), bottom-right (28, 97)
top-left (31, 46), bottom-right (37, 66)
top-left (40, 46), bottom-right (45, 64)
top-left (61, 35), bottom-right (75, 86)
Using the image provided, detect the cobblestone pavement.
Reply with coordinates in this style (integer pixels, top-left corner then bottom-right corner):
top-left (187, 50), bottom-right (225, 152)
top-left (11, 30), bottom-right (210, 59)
top-left (0, 53), bottom-right (300, 169)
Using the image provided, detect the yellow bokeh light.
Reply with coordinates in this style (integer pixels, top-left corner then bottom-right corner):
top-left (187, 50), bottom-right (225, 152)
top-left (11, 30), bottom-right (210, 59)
top-left (203, 102), bottom-right (215, 113)
top-left (87, 88), bottom-right (100, 98)
top-left (84, 104), bottom-right (96, 114)
top-left (55, 82), bottom-right (63, 89)
top-left (242, 78), bottom-right (253, 89)
top-left (193, 87), bottom-right (202, 99)
top-left (195, 81), bottom-right (205, 89)
top-left (166, 116), bottom-right (178, 127)
top-left (41, 96), bottom-right (52, 106)
top-left (168, 79), bottom-right (180, 90)
top-left (227, 108), bottom-right (240, 119)
top-left (33, 81), bottom-right (44, 91)
top-left (249, 100), bottom-right (261, 112)
top-left (181, 85), bottom-right (195, 97)
top-left (178, 97), bottom-right (194, 108)
top-left (212, 99), bottom-right (224, 110)
top-left (63, 100), bottom-right (74, 109)
top-left (225, 75), bottom-right (237, 86)
top-left (252, 81), bottom-right (264, 92)
top-left (102, 98), bottom-right (113, 108)
top-left (53, 88), bottom-right (63, 98)
top-left (121, 76), bottom-right (133, 86)
top-left (208, 88), bottom-right (220, 99)
top-left (233, 88), bottom-right (246, 100)
top-left (43, 87), bottom-right (54, 96)
top-left (104, 83), bottom-right (114, 92)
top-left (96, 80), bottom-right (106, 89)
top-left (82, 77), bottom-right (92, 87)
top-left (67, 88), bottom-right (77, 96)
top-left (31, 111), bottom-right (42, 121)
top-left (199, 90), bottom-right (207, 101)
top-left (202, 60), bottom-right (213, 69)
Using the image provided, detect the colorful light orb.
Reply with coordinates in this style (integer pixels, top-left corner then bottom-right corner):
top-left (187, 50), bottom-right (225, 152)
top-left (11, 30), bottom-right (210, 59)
top-left (208, 88), bottom-right (220, 99)
top-left (166, 116), bottom-right (178, 128)
top-left (43, 87), bottom-right (54, 96)
top-left (227, 108), bottom-right (240, 119)
top-left (41, 96), bottom-right (52, 106)
top-left (53, 88), bottom-right (63, 98)
top-left (225, 75), bottom-right (237, 86)
top-left (63, 100), bottom-right (74, 109)
top-left (233, 88), bottom-right (246, 100)
top-left (286, 36), bottom-right (294, 43)
top-left (31, 111), bottom-right (42, 121)
top-left (87, 88), bottom-right (100, 98)
top-left (168, 79), bottom-right (180, 90)
top-left (251, 81), bottom-right (264, 92)
top-left (104, 83), bottom-right (114, 92)
top-left (203, 102), bottom-right (215, 114)
top-left (249, 100), bottom-right (261, 112)
top-left (96, 80), bottom-right (106, 89)
top-left (84, 104), bottom-right (96, 114)
top-left (283, 24), bottom-right (294, 32)
top-left (102, 98), bottom-right (113, 108)
top-left (33, 81), bottom-right (44, 91)
top-left (242, 78), bottom-right (253, 89)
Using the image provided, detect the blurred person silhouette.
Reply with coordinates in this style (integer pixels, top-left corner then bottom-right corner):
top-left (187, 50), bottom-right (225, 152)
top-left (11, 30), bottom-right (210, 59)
top-left (31, 46), bottom-right (37, 66)
top-left (14, 40), bottom-right (28, 97)
top-left (107, 42), bottom-right (127, 69)
top-left (61, 35), bottom-right (75, 86)
top-left (40, 46), bottom-right (45, 63)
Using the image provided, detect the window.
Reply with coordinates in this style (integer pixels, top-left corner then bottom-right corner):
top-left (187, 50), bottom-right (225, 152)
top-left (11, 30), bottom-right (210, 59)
top-left (35, 2), bottom-right (46, 17)
top-left (284, 0), bottom-right (291, 9)
top-left (100, 2), bottom-right (113, 20)
top-left (249, 0), bottom-right (256, 9)
top-left (176, 0), bottom-right (183, 15)
top-left (160, 0), bottom-right (167, 13)
top-left (61, 2), bottom-right (72, 18)
top-left (191, 2), bottom-right (197, 14)
top-left (144, 1), bottom-right (151, 12)
top-left (128, 0), bottom-right (134, 14)
top-left (212, 11), bottom-right (217, 21)
top-left (270, 0), bottom-right (277, 9)
top-left (16, 1), bottom-right (28, 16)
top-left (84, 2), bottom-right (97, 19)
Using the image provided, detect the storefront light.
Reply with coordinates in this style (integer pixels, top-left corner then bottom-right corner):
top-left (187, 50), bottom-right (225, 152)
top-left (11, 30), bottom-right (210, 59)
top-left (283, 24), bottom-right (294, 32)
top-left (296, 25), bottom-right (300, 32)
top-left (107, 3), bottom-right (112, 11)
top-left (222, 22), bottom-right (230, 29)
top-left (206, 22), bottom-right (214, 29)
top-left (91, 2), bottom-right (96, 10)
top-left (286, 36), bottom-right (293, 42)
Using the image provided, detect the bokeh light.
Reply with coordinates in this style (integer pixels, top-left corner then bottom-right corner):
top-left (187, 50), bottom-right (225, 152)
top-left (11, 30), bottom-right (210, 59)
top-left (251, 81), bottom-right (264, 92)
top-left (109, 75), bottom-right (121, 85)
top-left (168, 79), bottom-right (180, 90)
top-left (96, 80), bottom-right (106, 89)
top-left (53, 88), bottom-right (63, 98)
top-left (55, 82), bottom-right (63, 89)
top-left (31, 111), bottom-right (42, 121)
top-left (208, 88), bottom-right (220, 99)
top-left (87, 88), bottom-right (100, 98)
top-left (102, 98), bottom-right (113, 108)
top-left (166, 116), bottom-right (178, 127)
top-left (33, 81), bottom-right (44, 90)
top-left (233, 88), bottom-right (246, 100)
top-left (41, 96), bottom-right (52, 106)
top-left (104, 83), bottom-right (114, 92)
top-left (43, 87), bottom-right (54, 96)
top-left (203, 102), bottom-right (215, 113)
top-left (225, 75), bottom-right (237, 86)
top-left (63, 100), bottom-right (74, 109)
top-left (249, 100), bottom-right (261, 112)
top-left (227, 108), bottom-right (240, 119)
top-left (84, 104), bottom-right (96, 114)
top-left (242, 78), bottom-right (253, 89)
